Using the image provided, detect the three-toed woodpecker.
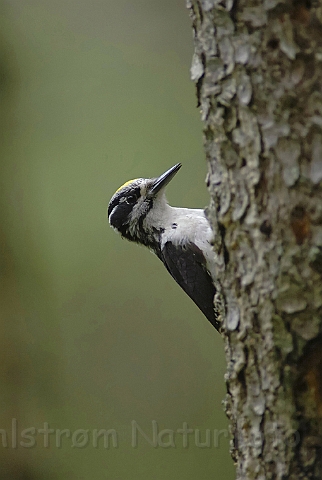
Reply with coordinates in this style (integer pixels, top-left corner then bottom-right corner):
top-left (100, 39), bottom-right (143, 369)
top-left (108, 164), bottom-right (220, 330)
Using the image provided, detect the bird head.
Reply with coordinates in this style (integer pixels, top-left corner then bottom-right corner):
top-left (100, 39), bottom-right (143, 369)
top-left (108, 163), bottom-right (181, 241)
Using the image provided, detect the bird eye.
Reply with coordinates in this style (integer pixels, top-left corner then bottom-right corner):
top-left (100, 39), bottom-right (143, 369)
top-left (126, 195), bottom-right (137, 204)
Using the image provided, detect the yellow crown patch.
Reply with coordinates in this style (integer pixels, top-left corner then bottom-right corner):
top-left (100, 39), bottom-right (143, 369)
top-left (115, 179), bottom-right (138, 194)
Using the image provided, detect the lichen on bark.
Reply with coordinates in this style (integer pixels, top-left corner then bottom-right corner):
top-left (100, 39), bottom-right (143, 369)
top-left (187, 0), bottom-right (322, 478)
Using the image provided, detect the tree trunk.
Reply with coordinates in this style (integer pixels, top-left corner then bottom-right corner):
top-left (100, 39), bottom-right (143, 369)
top-left (187, 0), bottom-right (322, 478)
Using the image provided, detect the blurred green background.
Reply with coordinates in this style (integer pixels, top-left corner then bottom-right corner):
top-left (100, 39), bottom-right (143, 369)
top-left (0, 1), bottom-right (234, 478)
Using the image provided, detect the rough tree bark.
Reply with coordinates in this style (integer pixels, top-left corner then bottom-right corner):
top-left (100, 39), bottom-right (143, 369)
top-left (187, 0), bottom-right (322, 478)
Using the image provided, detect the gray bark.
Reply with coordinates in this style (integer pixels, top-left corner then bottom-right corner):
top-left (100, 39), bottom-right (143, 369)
top-left (187, 0), bottom-right (322, 479)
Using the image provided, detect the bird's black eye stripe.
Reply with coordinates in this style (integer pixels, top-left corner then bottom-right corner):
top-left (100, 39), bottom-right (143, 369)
top-left (125, 186), bottom-right (140, 204)
top-left (108, 186), bottom-right (141, 218)
top-left (126, 195), bottom-right (137, 204)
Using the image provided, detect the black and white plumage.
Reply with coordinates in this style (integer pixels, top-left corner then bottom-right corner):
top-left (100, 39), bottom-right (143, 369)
top-left (108, 164), bottom-right (220, 330)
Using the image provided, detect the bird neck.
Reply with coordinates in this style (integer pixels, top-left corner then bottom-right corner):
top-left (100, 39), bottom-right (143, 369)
top-left (124, 195), bottom-right (170, 256)
top-left (144, 195), bottom-right (172, 228)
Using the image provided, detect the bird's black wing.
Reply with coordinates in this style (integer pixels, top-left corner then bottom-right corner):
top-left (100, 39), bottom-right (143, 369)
top-left (161, 241), bottom-right (219, 330)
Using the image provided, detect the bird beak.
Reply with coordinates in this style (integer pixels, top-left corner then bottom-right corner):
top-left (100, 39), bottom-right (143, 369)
top-left (149, 163), bottom-right (182, 196)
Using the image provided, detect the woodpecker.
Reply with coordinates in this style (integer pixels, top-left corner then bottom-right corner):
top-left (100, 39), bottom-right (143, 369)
top-left (108, 164), bottom-right (220, 330)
